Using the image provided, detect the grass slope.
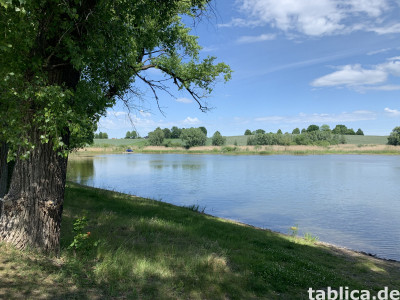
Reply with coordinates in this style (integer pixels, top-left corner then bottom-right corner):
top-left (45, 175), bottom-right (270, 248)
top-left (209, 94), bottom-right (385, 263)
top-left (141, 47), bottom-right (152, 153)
top-left (1, 183), bottom-right (399, 299)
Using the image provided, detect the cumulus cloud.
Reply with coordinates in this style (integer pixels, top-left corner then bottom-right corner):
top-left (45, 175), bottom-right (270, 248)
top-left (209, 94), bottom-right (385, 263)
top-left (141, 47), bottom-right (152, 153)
top-left (176, 97), bottom-right (193, 104)
top-left (311, 57), bottom-right (400, 89)
top-left (255, 110), bottom-right (376, 124)
top-left (237, 33), bottom-right (276, 44)
top-left (222, 0), bottom-right (395, 37)
top-left (384, 107), bottom-right (400, 116)
top-left (183, 117), bottom-right (201, 124)
top-left (311, 65), bottom-right (388, 87)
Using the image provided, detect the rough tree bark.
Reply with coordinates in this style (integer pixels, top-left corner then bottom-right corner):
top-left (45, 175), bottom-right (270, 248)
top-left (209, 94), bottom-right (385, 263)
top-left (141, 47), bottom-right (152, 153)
top-left (0, 64), bottom-right (78, 253)
top-left (0, 129), bottom-right (69, 253)
top-left (0, 142), bottom-right (8, 199)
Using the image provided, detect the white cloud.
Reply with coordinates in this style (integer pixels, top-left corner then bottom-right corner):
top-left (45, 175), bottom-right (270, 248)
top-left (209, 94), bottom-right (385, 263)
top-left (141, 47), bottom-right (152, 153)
top-left (176, 97), bottom-right (193, 104)
top-left (255, 110), bottom-right (376, 124)
top-left (201, 46), bottom-right (219, 52)
top-left (183, 117), bottom-right (201, 125)
top-left (311, 57), bottom-right (400, 89)
top-left (367, 48), bottom-right (392, 55)
top-left (361, 85), bottom-right (400, 91)
top-left (218, 17), bottom-right (262, 28)
top-left (236, 33), bottom-right (276, 44)
top-left (139, 110), bottom-right (152, 117)
top-left (106, 111), bottom-right (127, 117)
top-left (384, 107), bottom-right (400, 116)
top-left (227, 0), bottom-right (394, 36)
top-left (311, 64), bottom-right (388, 87)
top-left (369, 23), bottom-right (400, 34)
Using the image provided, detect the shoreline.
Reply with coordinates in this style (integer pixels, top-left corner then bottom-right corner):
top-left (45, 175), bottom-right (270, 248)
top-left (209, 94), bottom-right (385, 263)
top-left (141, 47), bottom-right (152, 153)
top-left (75, 144), bottom-right (400, 156)
top-left (69, 182), bottom-right (400, 264)
top-left (2, 182), bottom-right (399, 299)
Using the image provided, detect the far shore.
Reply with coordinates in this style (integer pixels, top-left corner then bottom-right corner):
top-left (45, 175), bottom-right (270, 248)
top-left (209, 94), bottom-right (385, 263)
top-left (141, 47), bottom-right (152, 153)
top-left (74, 144), bottom-right (400, 156)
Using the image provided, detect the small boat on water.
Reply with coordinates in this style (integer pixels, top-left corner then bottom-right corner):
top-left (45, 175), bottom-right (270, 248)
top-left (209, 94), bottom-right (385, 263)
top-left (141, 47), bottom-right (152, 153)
top-left (126, 149), bottom-right (133, 153)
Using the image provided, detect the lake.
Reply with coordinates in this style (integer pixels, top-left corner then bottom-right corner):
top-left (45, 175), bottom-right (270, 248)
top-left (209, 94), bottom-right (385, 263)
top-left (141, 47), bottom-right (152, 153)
top-left (67, 153), bottom-right (400, 261)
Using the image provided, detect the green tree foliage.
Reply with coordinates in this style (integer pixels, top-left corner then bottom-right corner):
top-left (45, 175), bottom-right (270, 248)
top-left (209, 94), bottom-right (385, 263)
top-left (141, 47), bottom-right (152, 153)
top-left (162, 128), bottom-right (171, 139)
top-left (198, 126), bottom-right (207, 136)
top-left (346, 128), bottom-right (355, 135)
top-left (306, 125), bottom-right (320, 132)
top-left (388, 127), bottom-right (400, 145)
top-left (0, 0), bottom-right (231, 252)
top-left (292, 128), bottom-right (300, 134)
top-left (148, 128), bottom-right (165, 146)
top-left (244, 129), bottom-right (252, 135)
top-left (180, 127), bottom-right (206, 147)
top-left (356, 128), bottom-right (364, 136)
top-left (332, 125), bottom-right (348, 135)
top-left (301, 128), bottom-right (306, 134)
top-left (247, 131), bottom-right (344, 146)
top-left (171, 126), bottom-right (182, 139)
top-left (254, 129), bottom-right (266, 135)
top-left (211, 131), bottom-right (226, 146)
top-left (277, 129), bottom-right (282, 134)
top-left (125, 131), bottom-right (137, 139)
top-left (320, 124), bottom-right (331, 132)
top-left (95, 132), bottom-right (108, 139)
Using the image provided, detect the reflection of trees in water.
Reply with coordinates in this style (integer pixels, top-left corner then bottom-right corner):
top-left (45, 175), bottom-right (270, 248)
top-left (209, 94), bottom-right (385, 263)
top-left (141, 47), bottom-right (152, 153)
top-left (67, 159), bottom-right (95, 184)
top-left (149, 162), bottom-right (203, 170)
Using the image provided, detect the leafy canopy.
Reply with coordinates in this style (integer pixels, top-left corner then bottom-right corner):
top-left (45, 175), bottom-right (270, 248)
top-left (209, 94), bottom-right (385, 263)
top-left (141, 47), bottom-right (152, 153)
top-left (0, 0), bottom-right (231, 156)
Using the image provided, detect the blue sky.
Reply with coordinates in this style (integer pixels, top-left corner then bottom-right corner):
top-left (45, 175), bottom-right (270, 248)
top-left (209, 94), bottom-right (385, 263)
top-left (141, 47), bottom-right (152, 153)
top-left (99, 0), bottom-right (400, 138)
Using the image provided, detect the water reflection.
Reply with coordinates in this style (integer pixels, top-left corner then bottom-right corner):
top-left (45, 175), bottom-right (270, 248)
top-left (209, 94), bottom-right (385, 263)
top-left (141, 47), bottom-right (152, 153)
top-left (148, 159), bottom-right (203, 170)
top-left (67, 157), bottom-right (95, 184)
top-left (67, 153), bottom-right (400, 261)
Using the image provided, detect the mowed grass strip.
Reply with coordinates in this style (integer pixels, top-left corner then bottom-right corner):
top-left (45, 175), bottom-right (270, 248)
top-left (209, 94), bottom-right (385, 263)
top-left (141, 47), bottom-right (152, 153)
top-left (1, 183), bottom-right (399, 299)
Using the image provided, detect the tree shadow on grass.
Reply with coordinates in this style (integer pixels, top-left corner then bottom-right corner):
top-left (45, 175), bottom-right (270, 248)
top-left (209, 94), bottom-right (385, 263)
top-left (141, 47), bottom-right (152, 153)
top-left (55, 183), bottom-right (400, 299)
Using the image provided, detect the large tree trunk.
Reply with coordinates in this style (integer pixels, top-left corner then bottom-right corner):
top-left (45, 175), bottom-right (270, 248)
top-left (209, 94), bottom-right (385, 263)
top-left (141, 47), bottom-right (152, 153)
top-left (0, 128), bottom-right (69, 253)
top-left (0, 142), bottom-right (8, 199)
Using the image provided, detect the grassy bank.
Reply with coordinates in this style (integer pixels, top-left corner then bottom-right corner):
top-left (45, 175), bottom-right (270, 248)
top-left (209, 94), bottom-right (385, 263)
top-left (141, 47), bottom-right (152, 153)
top-left (1, 183), bottom-right (399, 299)
top-left (77, 144), bottom-right (400, 156)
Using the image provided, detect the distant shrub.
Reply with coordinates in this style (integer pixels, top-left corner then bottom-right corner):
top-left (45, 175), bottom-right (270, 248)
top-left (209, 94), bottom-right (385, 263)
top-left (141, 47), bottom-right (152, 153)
top-left (247, 131), bottom-right (344, 146)
top-left (292, 128), bottom-right (300, 134)
top-left (388, 126), bottom-right (400, 145)
top-left (180, 128), bottom-right (207, 148)
top-left (198, 126), bottom-right (207, 136)
top-left (163, 140), bottom-right (182, 148)
top-left (221, 146), bottom-right (237, 152)
top-left (148, 128), bottom-right (165, 146)
top-left (211, 131), bottom-right (226, 146)
top-left (244, 129), bottom-right (252, 135)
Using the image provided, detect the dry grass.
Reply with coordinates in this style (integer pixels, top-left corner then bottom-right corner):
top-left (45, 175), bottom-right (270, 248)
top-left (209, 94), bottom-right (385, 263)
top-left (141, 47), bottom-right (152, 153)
top-left (77, 144), bottom-right (400, 155)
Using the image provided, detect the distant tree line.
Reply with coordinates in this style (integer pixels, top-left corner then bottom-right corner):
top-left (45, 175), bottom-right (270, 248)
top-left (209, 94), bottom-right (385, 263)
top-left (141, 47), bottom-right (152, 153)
top-left (244, 124), bottom-right (364, 136)
top-left (146, 126), bottom-right (227, 148)
top-left (247, 131), bottom-right (345, 146)
top-left (125, 131), bottom-right (138, 139)
top-left (94, 132), bottom-right (108, 139)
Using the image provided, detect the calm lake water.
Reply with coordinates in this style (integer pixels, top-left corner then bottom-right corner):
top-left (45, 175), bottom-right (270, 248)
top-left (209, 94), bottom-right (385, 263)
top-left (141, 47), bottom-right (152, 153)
top-left (67, 153), bottom-right (400, 261)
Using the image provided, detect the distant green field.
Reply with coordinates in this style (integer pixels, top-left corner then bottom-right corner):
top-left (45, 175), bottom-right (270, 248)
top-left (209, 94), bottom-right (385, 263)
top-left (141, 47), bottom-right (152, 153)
top-left (91, 135), bottom-right (388, 148)
top-left (344, 135), bottom-right (388, 145)
top-left (92, 138), bottom-right (148, 147)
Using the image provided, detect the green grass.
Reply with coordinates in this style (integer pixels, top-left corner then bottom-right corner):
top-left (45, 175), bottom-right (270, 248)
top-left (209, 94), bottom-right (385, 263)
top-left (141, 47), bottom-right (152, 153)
top-left (344, 135), bottom-right (388, 145)
top-left (92, 138), bottom-right (148, 148)
top-left (1, 183), bottom-right (399, 299)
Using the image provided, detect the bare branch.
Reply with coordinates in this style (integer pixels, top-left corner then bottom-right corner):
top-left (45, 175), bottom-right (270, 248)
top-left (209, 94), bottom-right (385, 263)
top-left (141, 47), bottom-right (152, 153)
top-left (136, 74), bottom-right (166, 117)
